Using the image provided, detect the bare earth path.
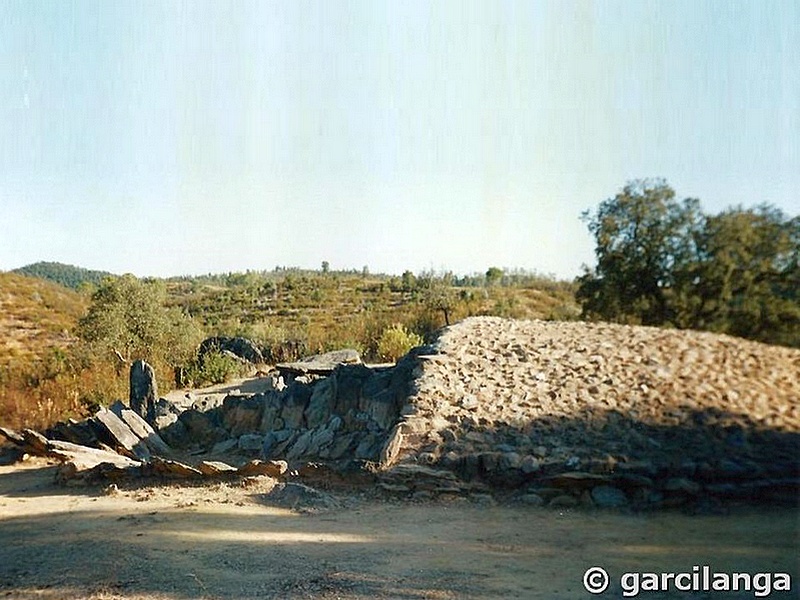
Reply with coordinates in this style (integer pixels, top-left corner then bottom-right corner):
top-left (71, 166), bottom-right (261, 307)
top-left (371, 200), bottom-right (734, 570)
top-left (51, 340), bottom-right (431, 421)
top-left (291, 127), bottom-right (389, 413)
top-left (1, 460), bottom-right (797, 599)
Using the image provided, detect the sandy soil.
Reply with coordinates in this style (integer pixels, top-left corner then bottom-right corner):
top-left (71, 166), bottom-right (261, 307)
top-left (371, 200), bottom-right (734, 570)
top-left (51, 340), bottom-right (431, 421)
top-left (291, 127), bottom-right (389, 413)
top-left (0, 459), bottom-right (796, 600)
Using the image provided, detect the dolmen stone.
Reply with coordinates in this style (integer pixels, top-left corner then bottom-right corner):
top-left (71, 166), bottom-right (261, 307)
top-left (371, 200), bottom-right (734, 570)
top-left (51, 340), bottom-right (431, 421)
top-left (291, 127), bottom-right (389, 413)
top-left (130, 359), bottom-right (158, 422)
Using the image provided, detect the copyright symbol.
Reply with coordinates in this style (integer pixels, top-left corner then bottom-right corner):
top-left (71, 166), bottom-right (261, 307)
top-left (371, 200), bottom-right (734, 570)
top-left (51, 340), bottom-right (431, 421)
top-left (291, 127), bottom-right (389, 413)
top-left (583, 566), bottom-right (609, 594)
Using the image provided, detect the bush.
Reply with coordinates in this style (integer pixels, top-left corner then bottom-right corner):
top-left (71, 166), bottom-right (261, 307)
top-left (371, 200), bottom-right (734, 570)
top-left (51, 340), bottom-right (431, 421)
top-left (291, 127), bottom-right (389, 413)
top-left (184, 350), bottom-right (245, 386)
top-left (377, 324), bottom-right (423, 362)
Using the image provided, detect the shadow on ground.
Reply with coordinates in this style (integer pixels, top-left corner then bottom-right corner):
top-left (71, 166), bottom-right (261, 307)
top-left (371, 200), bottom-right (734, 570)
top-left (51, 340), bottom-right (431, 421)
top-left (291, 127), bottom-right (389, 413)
top-left (0, 473), bottom-right (798, 600)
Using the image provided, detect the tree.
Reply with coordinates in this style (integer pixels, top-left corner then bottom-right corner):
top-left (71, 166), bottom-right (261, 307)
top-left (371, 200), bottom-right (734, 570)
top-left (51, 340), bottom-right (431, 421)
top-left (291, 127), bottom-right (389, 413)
top-left (77, 275), bottom-right (201, 366)
top-left (420, 271), bottom-right (458, 326)
top-left (577, 179), bottom-right (702, 325)
top-left (321, 261), bottom-right (330, 274)
top-left (691, 205), bottom-right (800, 345)
top-left (401, 270), bottom-right (417, 292)
top-left (578, 180), bottom-right (799, 347)
top-left (485, 267), bottom-right (504, 287)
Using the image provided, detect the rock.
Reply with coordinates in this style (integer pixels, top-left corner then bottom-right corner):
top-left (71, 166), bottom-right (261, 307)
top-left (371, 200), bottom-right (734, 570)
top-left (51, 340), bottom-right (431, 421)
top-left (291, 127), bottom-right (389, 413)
top-left (199, 336), bottom-right (265, 364)
top-left (149, 457), bottom-right (202, 478)
top-left (238, 433), bottom-right (265, 452)
top-left (499, 452), bottom-right (522, 471)
top-left (547, 472), bottom-right (611, 491)
top-left (327, 432), bottom-right (358, 459)
top-left (47, 439), bottom-right (142, 471)
top-left (262, 482), bottom-right (340, 512)
top-left (590, 485), bottom-right (628, 508)
top-left (532, 446), bottom-right (548, 458)
top-left (211, 438), bottom-right (239, 454)
top-left (261, 429), bottom-right (295, 458)
top-left (259, 391), bottom-right (285, 432)
top-left (91, 407), bottom-right (150, 460)
top-left (333, 364), bottom-right (374, 414)
top-left (305, 427), bottom-right (335, 457)
top-left (460, 395), bottom-right (479, 410)
top-left (158, 419), bottom-right (188, 448)
top-left (520, 455), bottom-right (541, 474)
top-left (0, 427), bottom-right (25, 446)
top-left (192, 394), bottom-right (227, 412)
top-left (277, 349), bottom-right (362, 377)
top-left (197, 460), bottom-right (238, 476)
top-left (237, 459), bottom-right (288, 478)
top-left (152, 398), bottom-right (180, 430)
top-left (223, 395), bottom-right (264, 437)
top-left (381, 464), bottom-right (462, 495)
top-left (177, 409), bottom-right (228, 447)
top-left (613, 473), bottom-right (655, 489)
top-left (304, 378), bottom-right (335, 429)
top-left (548, 494), bottom-right (578, 509)
top-left (520, 493), bottom-right (545, 506)
top-left (281, 383), bottom-right (312, 429)
top-left (354, 433), bottom-right (380, 459)
top-left (362, 370), bottom-right (392, 400)
top-left (378, 424), bottom-right (404, 468)
top-left (109, 401), bottom-right (171, 456)
top-left (286, 429), bottom-right (315, 459)
top-left (45, 421), bottom-right (99, 447)
top-left (365, 390), bottom-right (400, 430)
top-left (458, 453), bottom-right (481, 480)
top-left (129, 360), bottom-right (158, 422)
top-left (663, 477), bottom-right (702, 495)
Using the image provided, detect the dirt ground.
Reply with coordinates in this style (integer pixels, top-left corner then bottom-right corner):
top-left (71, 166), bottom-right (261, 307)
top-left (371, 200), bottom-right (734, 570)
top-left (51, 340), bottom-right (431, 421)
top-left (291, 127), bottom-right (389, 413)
top-left (0, 459), bottom-right (797, 600)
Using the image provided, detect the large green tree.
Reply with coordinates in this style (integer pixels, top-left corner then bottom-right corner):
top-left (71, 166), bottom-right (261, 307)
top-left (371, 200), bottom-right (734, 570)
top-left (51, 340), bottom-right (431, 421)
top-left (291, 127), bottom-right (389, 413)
top-left (577, 179), bottom-right (702, 326)
top-left (691, 205), bottom-right (799, 345)
top-left (78, 274), bottom-right (201, 365)
top-left (578, 181), bottom-right (799, 347)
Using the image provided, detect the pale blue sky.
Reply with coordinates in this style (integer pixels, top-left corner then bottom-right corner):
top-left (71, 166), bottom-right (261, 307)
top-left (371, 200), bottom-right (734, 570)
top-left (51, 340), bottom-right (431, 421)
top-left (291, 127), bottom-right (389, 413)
top-left (1, 1), bottom-right (798, 279)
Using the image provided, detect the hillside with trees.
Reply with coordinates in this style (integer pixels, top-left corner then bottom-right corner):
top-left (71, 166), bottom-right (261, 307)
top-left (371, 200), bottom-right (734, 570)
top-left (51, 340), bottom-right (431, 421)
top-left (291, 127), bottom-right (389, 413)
top-left (13, 261), bottom-right (114, 290)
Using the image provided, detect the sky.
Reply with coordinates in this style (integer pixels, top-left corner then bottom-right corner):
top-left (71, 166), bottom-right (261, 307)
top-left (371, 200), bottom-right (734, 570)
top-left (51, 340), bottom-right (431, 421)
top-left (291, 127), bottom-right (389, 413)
top-left (1, 1), bottom-right (798, 280)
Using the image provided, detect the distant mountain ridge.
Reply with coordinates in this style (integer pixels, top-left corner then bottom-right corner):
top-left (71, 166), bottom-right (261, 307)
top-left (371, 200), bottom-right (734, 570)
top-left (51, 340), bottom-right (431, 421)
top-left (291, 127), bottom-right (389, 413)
top-left (13, 261), bottom-right (114, 290)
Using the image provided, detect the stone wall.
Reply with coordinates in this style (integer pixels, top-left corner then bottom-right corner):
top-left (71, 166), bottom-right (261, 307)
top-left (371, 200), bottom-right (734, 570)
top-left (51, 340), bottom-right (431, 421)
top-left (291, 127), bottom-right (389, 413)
top-left (160, 348), bottom-right (429, 466)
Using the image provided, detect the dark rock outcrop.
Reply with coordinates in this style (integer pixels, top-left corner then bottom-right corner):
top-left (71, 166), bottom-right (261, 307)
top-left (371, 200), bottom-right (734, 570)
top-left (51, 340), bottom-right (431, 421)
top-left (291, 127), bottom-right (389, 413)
top-left (129, 360), bottom-right (158, 422)
top-left (199, 336), bottom-right (265, 365)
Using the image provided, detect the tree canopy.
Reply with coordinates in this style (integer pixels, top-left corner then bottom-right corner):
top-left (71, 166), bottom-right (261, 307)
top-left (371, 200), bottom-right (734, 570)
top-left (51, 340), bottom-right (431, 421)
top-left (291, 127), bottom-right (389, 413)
top-left (578, 180), bottom-right (799, 347)
top-left (77, 274), bottom-right (201, 365)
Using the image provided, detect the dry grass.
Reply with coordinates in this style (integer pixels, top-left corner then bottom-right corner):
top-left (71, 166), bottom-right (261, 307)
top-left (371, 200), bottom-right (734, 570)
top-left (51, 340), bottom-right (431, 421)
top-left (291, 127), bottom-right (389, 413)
top-left (0, 272), bottom-right (87, 366)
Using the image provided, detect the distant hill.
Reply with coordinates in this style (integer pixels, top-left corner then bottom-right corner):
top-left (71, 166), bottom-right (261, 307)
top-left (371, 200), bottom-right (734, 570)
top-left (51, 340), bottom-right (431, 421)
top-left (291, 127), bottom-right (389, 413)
top-left (0, 272), bottom-right (88, 366)
top-left (13, 261), bottom-right (114, 290)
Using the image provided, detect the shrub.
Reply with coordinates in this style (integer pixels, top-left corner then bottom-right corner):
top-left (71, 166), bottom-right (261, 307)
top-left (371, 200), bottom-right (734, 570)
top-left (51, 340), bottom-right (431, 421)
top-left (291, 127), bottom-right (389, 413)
top-left (184, 350), bottom-right (245, 386)
top-left (377, 324), bottom-right (423, 362)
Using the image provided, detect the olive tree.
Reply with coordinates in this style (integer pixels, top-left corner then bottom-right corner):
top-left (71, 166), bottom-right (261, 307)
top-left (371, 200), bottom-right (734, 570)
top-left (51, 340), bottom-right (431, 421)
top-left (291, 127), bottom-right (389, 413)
top-left (78, 274), bottom-right (202, 366)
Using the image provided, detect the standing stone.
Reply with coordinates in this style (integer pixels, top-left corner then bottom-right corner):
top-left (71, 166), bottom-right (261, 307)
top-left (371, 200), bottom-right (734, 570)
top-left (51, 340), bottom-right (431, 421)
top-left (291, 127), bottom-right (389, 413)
top-left (130, 360), bottom-right (158, 422)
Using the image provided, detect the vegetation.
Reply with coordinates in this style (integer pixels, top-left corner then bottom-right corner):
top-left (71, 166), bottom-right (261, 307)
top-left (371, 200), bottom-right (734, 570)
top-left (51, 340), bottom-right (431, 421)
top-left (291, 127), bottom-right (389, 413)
top-left (578, 179), bottom-right (799, 347)
top-left (78, 275), bottom-right (202, 367)
top-left (183, 350), bottom-right (249, 386)
top-left (0, 272), bottom-right (95, 429)
top-left (1, 266), bottom-right (577, 431)
top-left (377, 324), bottom-right (424, 362)
top-left (13, 261), bottom-right (113, 291)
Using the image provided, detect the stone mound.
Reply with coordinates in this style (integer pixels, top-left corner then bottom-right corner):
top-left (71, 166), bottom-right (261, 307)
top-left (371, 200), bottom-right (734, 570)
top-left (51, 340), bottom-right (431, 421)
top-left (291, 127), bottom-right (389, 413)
top-left (391, 317), bottom-right (799, 507)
